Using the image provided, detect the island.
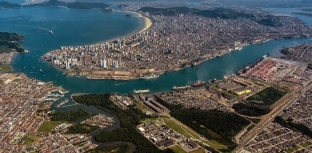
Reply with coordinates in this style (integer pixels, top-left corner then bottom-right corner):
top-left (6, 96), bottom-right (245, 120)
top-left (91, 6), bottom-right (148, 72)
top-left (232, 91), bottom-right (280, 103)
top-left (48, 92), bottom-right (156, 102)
top-left (42, 6), bottom-right (312, 80)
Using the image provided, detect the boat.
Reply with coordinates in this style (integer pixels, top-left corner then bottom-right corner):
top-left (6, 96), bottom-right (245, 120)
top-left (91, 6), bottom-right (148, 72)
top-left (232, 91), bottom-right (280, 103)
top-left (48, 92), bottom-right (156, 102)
top-left (58, 90), bottom-right (64, 95)
top-left (191, 80), bottom-right (206, 87)
top-left (102, 7), bottom-right (114, 12)
top-left (39, 69), bottom-right (43, 73)
top-left (140, 74), bottom-right (159, 79)
top-left (133, 89), bottom-right (150, 94)
top-left (192, 62), bottom-right (198, 66)
top-left (235, 47), bottom-right (243, 51)
top-left (49, 30), bottom-right (53, 35)
top-left (172, 86), bottom-right (191, 90)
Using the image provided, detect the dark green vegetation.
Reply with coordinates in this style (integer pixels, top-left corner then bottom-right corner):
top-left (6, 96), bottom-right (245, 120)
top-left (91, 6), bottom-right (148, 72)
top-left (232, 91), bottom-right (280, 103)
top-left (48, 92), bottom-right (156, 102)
top-left (232, 103), bottom-right (271, 117)
top-left (73, 94), bottom-right (174, 153)
top-left (32, 0), bottom-right (110, 10)
top-left (275, 116), bottom-right (312, 138)
top-left (0, 64), bottom-right (12, 72)
top-left (139, 7), bottom-right (282, 27)
top-left (50, 109), bottom-right (90, 122)
top-left (139, 7), bottom-right (253, 19)
top-left (66, 123), bottom-right (98, 134)
top-left (171, 110), bottom-right (249, 147)
top-left (246, 87), bottom-right (287, 106)
top-left (308, 63), bottom-right (312, 70)
top-left (280, 48), bottom-right (290, 55)
top-left (0, 32), bottom-right (24, 41)
top-left (0, 32), bottom-right (25, 54)
top-left (256, 16), bottom-right (282, 27)
top-left (88, 144), bottom-right (129, 153)
top-left (0, 2), bottom-right (20, 8)
top-left (248, 118), bottom-right (261, 124)
top-left (155, 96), bottom-right (249, 152)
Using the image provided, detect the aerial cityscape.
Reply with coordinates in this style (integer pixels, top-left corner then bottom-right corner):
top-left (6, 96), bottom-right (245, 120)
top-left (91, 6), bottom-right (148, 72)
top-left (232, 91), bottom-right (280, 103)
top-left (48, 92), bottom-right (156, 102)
top-left (1, 0), bottom-right (312, 153)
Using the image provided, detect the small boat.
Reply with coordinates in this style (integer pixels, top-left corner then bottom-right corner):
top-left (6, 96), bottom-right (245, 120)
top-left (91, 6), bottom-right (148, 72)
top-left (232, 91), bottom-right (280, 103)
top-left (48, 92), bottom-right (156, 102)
top-left (39, 69), bottom-right (43, 73)
top-left (50, 30), bottom-right (53, 35)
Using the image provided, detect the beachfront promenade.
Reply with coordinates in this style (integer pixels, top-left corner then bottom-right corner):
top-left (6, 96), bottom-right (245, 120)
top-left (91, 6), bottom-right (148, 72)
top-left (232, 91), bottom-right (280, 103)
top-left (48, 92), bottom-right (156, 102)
top-left (42, 6), bottom-right (312, 80)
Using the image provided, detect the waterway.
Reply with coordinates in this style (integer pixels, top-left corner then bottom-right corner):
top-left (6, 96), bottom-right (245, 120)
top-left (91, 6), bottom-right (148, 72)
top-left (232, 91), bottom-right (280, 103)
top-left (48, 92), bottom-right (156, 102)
top-left (1, 5), bottom-right (312, 128)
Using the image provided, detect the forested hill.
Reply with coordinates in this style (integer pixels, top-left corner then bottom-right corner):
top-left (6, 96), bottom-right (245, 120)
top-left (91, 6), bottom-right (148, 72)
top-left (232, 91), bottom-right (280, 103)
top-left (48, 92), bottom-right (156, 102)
top-left (0, 32), bottom-right (25, 53)
top-left (0, 32), bottom-right (24, 42)
top-left (139, 7), bottom-right (255, 19)
top-left (139, 7), bottom-right (282, 27)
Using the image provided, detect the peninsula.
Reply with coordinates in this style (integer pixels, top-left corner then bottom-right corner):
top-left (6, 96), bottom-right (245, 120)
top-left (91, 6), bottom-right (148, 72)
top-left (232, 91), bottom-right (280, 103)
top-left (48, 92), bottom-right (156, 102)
top-left (43, 6), bottom-right (312, 80)
top-left (0, 32), bottom-right (25, 72)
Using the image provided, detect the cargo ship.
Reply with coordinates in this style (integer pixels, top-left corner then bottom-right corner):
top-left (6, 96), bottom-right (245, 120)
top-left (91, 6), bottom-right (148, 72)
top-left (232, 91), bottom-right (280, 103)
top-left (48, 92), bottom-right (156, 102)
top-left (133, 89), bottom-right (150, 94)
top-left (191, 80), bottom-right (205, 87)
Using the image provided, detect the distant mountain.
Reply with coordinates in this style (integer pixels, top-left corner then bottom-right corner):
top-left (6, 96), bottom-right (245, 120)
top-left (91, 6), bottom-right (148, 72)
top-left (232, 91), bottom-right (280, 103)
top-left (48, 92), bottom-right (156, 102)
top-left (0, 1), bottom-right (21, 8)
top-left (218, 0), bottom-right (312, 7)
top-left (31, 0), bottom-right (110, 9)
top-left (0, 0), bottom-right (110, 10)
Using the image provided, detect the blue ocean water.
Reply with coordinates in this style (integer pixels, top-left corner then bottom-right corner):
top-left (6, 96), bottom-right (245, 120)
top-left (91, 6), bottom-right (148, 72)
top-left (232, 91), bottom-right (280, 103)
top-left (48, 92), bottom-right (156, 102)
top-left (1, 6), bottom-right (312, 113)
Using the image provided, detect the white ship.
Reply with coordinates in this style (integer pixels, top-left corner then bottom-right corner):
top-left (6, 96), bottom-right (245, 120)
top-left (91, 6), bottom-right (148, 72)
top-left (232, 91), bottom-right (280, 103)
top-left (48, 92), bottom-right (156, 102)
top-left (133, 89), bottom-right (150, 94)
top-left (140, 74), bottom-right (159, 79)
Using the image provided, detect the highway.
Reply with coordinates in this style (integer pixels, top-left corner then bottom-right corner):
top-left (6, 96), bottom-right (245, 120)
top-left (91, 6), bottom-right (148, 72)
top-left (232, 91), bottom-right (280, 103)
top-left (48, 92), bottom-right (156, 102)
top-left (233, 88), bottom-right (302, 153)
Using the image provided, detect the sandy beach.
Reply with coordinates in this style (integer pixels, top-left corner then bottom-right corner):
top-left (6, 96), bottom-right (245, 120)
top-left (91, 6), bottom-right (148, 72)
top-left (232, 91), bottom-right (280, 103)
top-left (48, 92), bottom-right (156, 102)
top-left (127, 11), bottom-right (153, 33)
top-left (101, 11), bottom-right (153, 43)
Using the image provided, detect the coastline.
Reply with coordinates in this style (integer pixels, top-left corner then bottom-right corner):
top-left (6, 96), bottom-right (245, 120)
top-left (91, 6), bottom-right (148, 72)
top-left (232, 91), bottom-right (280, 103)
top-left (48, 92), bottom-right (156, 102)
top-left (44, 39), bottom-right (275, 81)
top-left (41, 8), bottom-right (311, 81)
top-left (98, 10), bottom-right (153, 44)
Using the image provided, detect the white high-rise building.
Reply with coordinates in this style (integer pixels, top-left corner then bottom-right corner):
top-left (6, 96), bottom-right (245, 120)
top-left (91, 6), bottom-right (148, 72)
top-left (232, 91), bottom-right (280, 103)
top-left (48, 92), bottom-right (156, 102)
top-left (65, 61), bottom-right (70, 70)
top-left (103, 60), bottom-right (107, 68)
top-left (100, 60), bottom-right (103, 67)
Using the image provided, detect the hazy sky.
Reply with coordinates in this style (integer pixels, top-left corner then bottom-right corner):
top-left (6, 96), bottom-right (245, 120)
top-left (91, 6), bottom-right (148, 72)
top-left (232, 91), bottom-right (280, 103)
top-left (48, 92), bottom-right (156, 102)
top-left (3, 0), bottom-right (312, 8)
